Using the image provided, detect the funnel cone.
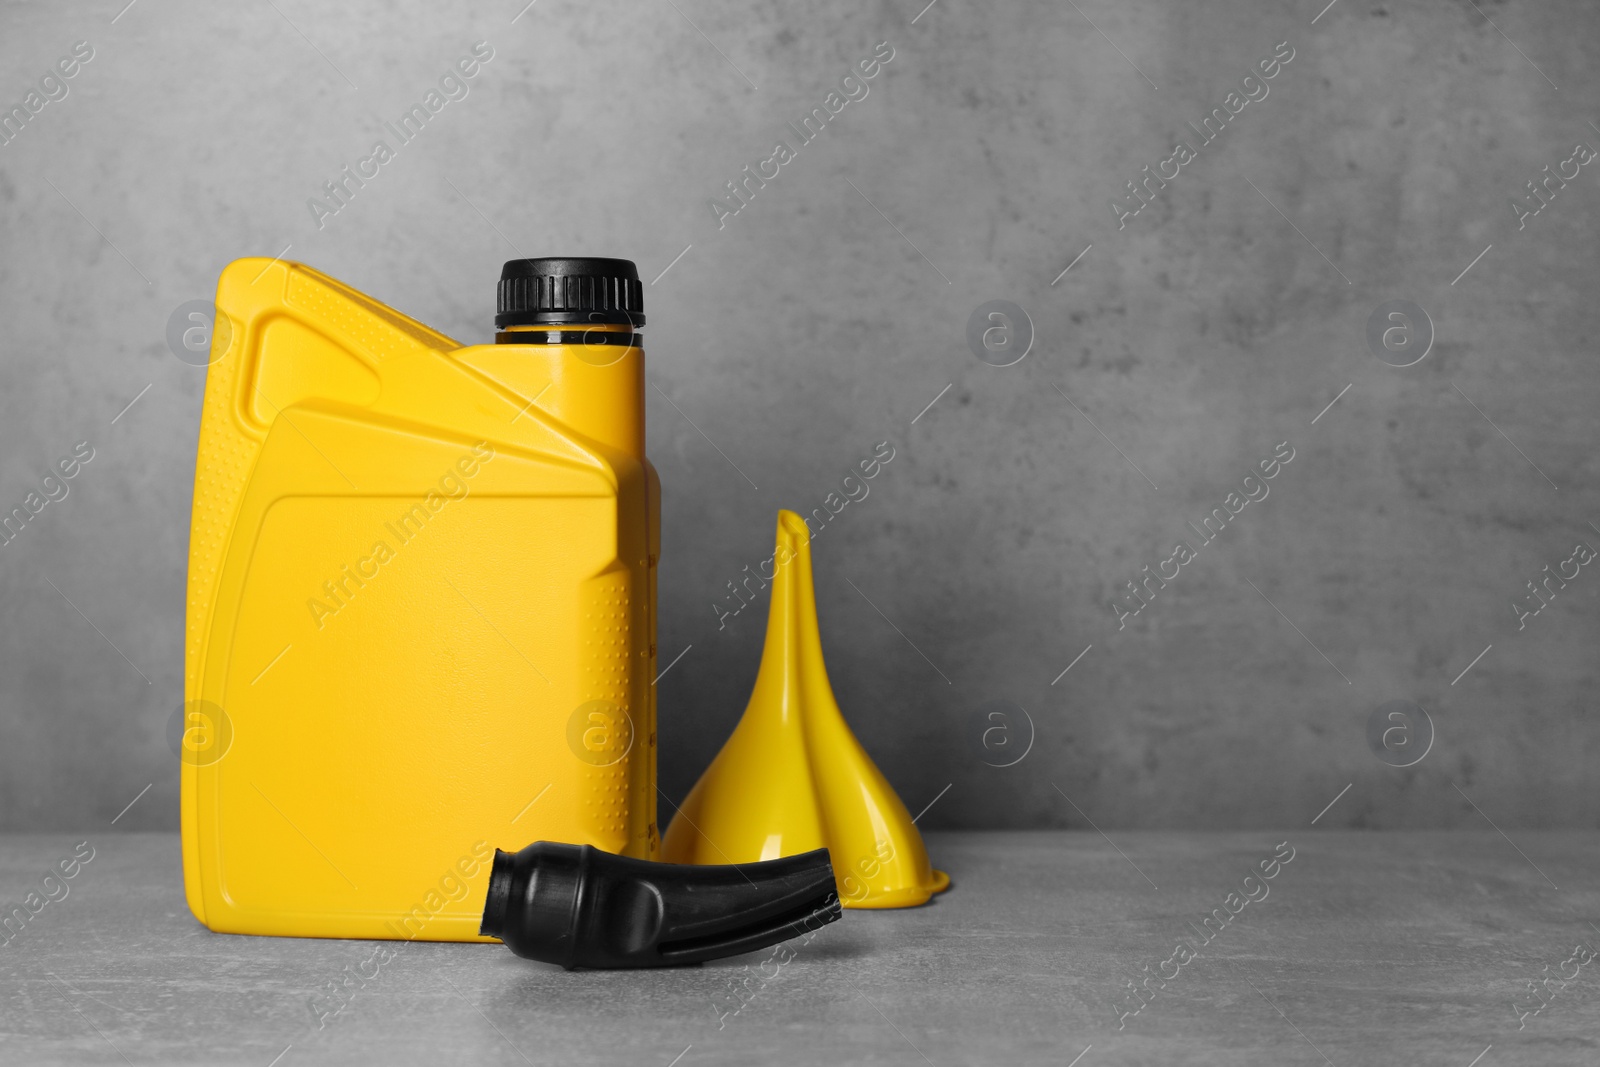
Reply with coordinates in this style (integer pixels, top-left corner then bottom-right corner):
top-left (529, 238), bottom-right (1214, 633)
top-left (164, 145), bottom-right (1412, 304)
top-left (663, 511), bottom-right (949, 908)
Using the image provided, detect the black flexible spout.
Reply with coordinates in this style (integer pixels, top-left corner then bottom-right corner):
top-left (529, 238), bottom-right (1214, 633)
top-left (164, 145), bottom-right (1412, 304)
top-left (480, 841), bottom-right (841, 969)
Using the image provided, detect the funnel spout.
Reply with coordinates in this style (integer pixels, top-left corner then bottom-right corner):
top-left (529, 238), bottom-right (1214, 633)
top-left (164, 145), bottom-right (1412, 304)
top-left (663, 510), bottom-right (950, 908)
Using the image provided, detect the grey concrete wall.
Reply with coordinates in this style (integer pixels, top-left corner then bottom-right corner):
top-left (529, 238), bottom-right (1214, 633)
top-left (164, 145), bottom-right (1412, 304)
top-left (1, 0), bottom-right (1595, 832)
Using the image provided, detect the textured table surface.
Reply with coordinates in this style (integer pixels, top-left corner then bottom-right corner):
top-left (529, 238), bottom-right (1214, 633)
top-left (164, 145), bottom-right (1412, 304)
top-left (3, 831), bottom-right (1598, 1066)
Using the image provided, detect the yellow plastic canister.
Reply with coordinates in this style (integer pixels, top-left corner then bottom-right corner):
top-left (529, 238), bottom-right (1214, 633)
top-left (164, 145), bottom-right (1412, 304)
top-left (180, 257), bottom-right (657, 941)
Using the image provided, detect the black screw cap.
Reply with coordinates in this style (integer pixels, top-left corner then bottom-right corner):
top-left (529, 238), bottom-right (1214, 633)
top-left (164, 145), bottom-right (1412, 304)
top-left (496, 258), bottom-right (644, 328)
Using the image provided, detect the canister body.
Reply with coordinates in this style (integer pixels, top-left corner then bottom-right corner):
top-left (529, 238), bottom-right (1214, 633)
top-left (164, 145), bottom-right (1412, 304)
top-left (180, 259), bottom-right (657, 941)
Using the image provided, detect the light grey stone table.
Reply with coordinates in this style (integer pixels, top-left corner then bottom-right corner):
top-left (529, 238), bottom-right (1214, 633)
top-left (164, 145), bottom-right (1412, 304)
top-left (3, 831), bottom-right (1597, 1065)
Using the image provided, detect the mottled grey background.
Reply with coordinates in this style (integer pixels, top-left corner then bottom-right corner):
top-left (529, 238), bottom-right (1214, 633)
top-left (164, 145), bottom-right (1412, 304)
top-left (1, 0), bottom-right (1595, 833)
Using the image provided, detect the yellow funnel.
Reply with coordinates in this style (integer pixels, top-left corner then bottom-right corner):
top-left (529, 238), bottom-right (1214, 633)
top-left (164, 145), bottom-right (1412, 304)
top-left (662, 510), bottom-right (950, 908)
